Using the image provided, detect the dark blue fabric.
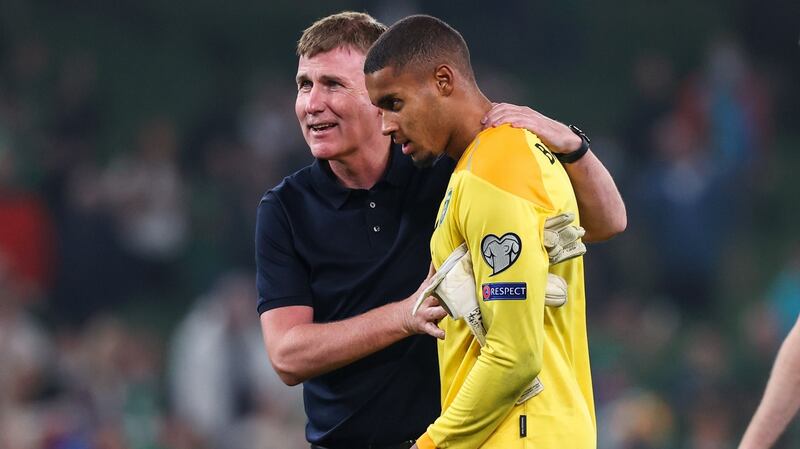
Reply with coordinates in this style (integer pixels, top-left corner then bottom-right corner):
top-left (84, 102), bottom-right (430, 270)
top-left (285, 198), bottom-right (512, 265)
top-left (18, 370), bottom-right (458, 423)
top-left (255, 144), bottom-right (454, 446)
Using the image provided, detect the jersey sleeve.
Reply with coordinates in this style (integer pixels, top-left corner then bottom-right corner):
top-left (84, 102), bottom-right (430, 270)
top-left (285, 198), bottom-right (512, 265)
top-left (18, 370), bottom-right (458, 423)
top-left (255, 193), bottom-right (313, 314)
top-left (422, 171), bottom-right (551, 449)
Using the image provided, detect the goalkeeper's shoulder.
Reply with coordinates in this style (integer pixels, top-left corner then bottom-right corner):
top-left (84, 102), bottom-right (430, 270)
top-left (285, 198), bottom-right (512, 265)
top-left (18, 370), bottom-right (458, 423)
top-left (457, 125), bottom-right (555, 211)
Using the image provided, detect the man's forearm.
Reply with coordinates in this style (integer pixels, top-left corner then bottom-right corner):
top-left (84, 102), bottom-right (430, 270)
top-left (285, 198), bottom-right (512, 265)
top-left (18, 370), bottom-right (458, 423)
top-left (564, 150), bottom-right (626, 242)
top-left (481, 103), bottom-right (626, 242)
top-left (739, 317), bottom-right (800, 449)
top-left (264, 300), bottom-right (411, 385)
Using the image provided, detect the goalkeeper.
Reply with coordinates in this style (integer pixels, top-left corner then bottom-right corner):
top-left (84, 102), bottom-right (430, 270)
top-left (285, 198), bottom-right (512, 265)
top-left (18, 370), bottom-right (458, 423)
top-left (365, 14), bottom-right (603, 448)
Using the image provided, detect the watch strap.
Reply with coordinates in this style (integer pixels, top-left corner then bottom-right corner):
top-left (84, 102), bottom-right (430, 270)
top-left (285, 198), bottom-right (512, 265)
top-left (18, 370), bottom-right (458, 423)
top-left (555, 125), bottom-right (590, 164)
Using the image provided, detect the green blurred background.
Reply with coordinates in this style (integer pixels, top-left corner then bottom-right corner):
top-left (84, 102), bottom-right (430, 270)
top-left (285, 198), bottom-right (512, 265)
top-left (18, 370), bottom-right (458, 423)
top-left (0, 0), bottom-right (798, 448)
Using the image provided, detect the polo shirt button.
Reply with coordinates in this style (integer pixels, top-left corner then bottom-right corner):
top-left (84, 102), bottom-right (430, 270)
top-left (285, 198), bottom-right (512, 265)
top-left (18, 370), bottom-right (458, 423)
top-left (369, 201), bottom-right (376, 208)
top-left (373, 225), bottom-right (381, 232)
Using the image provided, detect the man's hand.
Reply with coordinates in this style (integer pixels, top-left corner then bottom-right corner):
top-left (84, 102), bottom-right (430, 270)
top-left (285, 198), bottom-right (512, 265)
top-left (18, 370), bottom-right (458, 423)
top-left (399, 274), bottom-right (447, 339)
top-left (482, 103), bottom-right (582, 153)
top-left (414, 244), bottom-right (476, 320)
top-left (544, 212), bottom-right (586, 265)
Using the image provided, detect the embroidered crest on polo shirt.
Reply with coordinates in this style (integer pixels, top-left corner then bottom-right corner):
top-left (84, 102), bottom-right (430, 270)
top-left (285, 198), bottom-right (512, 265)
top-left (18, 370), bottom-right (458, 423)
top-left (481, 232), bottom-right (521, 276)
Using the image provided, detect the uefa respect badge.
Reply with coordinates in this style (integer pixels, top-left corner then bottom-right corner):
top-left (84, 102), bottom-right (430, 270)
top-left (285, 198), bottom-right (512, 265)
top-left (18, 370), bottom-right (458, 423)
top-left (482, 282), bottom-right (527, 301)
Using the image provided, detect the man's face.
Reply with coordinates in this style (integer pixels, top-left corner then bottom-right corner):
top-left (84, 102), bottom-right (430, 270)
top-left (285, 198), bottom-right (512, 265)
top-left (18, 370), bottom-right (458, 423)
top-left (295, 47), bottom-right (382, 160)
top-left (365, 66), bottom-right (448, 168)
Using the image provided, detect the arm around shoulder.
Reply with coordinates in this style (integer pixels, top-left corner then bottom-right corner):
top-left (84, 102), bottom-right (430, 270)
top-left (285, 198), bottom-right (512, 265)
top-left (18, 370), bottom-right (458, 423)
top-left (563, 150), bottom-right (627, 242)
top-left (482, 103), bottom-right (626, 241)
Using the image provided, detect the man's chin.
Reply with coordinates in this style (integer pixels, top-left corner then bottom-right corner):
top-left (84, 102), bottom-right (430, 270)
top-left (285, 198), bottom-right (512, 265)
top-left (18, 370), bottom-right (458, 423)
top-left (309, 143), bottom-right (342, 160)
top-left (411, 154), bottom-right (436, 169)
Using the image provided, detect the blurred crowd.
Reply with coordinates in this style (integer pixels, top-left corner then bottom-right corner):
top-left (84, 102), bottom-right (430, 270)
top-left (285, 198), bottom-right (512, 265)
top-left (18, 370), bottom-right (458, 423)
top-left (1, 4), bottom-right (799, 449)
top-left (0, 30), bottom-right (309, 449)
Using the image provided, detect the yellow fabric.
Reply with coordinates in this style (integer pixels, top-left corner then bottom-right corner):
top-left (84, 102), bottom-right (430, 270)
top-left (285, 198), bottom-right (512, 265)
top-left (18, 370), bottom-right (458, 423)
top-left (424, 125), bottom-right (596, 449)
top-left (416, 432), bottom-right (437, 449)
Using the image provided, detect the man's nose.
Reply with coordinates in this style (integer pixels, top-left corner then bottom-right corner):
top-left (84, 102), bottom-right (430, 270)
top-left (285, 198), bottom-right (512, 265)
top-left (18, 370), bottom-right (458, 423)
top-left (305, 84), bottom-right (325, 115)
top-left (381, 114), bottom-right (397, 136)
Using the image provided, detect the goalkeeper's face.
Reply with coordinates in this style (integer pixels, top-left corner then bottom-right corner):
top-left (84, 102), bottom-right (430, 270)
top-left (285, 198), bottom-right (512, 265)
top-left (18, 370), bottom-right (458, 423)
top-left (295, 47), bottom-right (385, 161)
top-left (365, 65), bottom-right (450, 168)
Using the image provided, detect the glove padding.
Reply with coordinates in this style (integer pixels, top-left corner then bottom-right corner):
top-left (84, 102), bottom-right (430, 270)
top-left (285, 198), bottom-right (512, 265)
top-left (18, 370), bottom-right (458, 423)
top-left (545, 273), bottom-right (567, 308)
top-left (414, 244), bottom-right (475, 321)
top-left (544, 212), bottom-right (586, 265)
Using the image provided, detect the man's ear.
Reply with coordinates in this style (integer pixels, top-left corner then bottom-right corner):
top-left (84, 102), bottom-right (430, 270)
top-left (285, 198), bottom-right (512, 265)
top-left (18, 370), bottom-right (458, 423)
top-left (433, 65), bottom-right (454, 97)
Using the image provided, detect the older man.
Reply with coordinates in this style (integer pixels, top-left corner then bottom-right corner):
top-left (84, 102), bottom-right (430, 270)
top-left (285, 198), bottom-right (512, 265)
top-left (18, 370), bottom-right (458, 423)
top-left (256, 12), bottom-right (625, 449)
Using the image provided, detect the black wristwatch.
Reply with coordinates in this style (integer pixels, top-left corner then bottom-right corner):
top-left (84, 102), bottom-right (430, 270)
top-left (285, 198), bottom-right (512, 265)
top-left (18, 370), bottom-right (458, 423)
top-left (555, 125), bottom-right (591, 164)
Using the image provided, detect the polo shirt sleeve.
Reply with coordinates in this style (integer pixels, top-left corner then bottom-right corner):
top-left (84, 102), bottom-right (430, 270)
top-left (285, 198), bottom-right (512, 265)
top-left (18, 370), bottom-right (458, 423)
top-left (255, 192), bottom-right (313, 314)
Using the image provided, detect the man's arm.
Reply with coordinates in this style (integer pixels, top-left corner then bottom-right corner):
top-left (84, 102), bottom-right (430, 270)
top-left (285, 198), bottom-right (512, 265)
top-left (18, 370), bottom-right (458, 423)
top-left (739, 314), bottom-right (800, 449)
top-left (256, 196), bottom-right (445, 385)
top-left (483, 103), bottom-right (626, 242)
top-left (261, 293), bottom-right (445, 385)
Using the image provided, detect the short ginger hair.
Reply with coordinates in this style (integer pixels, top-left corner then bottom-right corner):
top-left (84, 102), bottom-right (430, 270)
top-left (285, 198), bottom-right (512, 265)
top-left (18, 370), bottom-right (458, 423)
top-left (297, 11), bottom-right (387, 58)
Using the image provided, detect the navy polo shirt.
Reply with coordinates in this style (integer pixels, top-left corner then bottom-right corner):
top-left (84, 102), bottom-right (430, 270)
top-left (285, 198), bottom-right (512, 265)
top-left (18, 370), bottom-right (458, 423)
top-left (255, 144), bottom-right (454, 447)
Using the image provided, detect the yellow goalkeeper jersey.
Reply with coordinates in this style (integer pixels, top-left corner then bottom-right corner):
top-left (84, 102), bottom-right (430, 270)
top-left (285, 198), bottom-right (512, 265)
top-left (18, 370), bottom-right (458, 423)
top-left (417, 124), bottom-right (596, 449)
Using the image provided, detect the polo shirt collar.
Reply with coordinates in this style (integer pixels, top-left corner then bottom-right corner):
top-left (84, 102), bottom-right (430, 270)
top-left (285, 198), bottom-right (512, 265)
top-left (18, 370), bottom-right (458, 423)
top-left (382, 143), bottom-right (414, 188)
top-left (311, 159), bottom-right (351, 209)
top-left (311, 143), bottom-right (413, 209)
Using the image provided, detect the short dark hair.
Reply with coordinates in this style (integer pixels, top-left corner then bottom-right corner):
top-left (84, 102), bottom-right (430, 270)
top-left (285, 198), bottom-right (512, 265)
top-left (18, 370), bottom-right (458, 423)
top-left (364, 15), bottom-right (474, 80)
top-left (298, 11), bottom-right (387, 58)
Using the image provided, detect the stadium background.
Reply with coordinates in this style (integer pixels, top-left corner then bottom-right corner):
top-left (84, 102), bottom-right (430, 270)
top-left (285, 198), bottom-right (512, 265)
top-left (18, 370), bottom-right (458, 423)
top-left (1, 0), bottom-right (799, 447)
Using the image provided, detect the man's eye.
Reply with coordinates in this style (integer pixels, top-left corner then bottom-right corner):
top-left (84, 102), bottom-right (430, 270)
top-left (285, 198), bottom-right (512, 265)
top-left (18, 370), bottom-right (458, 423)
top-left (391, 99), bottom-right (402, 111)
top-left (298, 80), bottom-right (312, 90)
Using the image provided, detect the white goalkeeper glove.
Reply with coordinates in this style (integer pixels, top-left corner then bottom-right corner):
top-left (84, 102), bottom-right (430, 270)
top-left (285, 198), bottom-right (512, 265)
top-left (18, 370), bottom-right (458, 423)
top-left (544, 212), bottom-right (586, 265)
top-left (413, 244), bottom-right (481, 328)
